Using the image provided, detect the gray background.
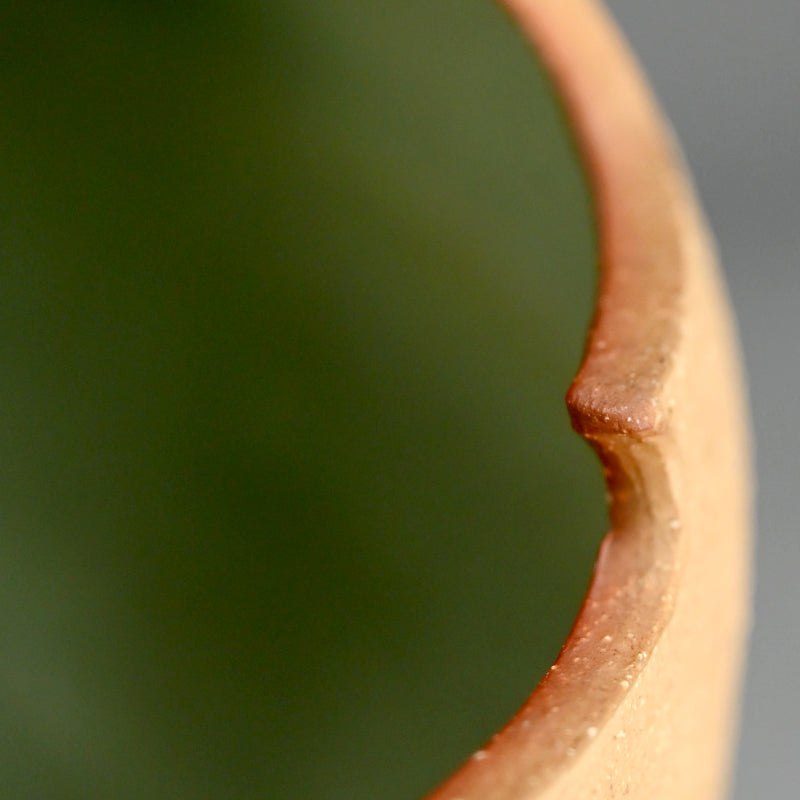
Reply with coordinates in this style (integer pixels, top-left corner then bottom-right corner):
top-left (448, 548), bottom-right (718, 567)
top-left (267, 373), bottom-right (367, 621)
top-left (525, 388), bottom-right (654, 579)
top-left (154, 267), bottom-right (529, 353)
top-left (605, 1), bottom-right (800, 797)
top-left (0, 1), bottom-right (791, 797)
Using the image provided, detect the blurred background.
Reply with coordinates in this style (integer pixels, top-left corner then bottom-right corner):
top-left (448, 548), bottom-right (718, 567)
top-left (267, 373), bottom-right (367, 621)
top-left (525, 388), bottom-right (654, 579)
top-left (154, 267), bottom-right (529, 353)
top-left (0, 1), bottom-right (607, 798)
top-left (1, 0), bottom-right (789, 798)
top-left (602, 3), bottom-right (799, 797)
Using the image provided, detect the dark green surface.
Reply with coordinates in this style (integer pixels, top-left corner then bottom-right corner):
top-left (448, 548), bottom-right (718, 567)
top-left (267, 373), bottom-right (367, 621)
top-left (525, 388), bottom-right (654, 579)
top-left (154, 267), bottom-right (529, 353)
top-left (0, 1), bottom-right (605, 798)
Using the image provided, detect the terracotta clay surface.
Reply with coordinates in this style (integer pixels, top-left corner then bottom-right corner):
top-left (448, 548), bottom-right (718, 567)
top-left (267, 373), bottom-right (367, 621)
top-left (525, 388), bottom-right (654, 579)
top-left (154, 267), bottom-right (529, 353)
top-left (424, 1), bottom-right (753, 798)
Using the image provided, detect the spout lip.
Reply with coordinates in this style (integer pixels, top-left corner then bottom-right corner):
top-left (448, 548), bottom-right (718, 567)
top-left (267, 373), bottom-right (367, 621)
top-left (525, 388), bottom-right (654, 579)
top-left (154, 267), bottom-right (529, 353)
top-left (424, 1), bottom-right (752, 799)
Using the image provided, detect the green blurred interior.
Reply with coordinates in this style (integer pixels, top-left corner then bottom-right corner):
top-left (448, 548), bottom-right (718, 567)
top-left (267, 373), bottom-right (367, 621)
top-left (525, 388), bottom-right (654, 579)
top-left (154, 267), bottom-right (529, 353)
top-left (0, 1), bottom-right (606, 797)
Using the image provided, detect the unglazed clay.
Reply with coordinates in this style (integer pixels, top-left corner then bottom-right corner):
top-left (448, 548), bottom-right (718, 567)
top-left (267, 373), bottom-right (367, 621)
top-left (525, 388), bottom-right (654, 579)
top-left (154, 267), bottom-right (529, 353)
top-left (424, 1), bottom-right (753, 798)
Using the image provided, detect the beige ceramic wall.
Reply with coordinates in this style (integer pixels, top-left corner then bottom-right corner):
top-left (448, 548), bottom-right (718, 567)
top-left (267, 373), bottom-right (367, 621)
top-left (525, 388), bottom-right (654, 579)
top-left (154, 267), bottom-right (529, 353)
top-left (604, 2), bottom-right (800, 798)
